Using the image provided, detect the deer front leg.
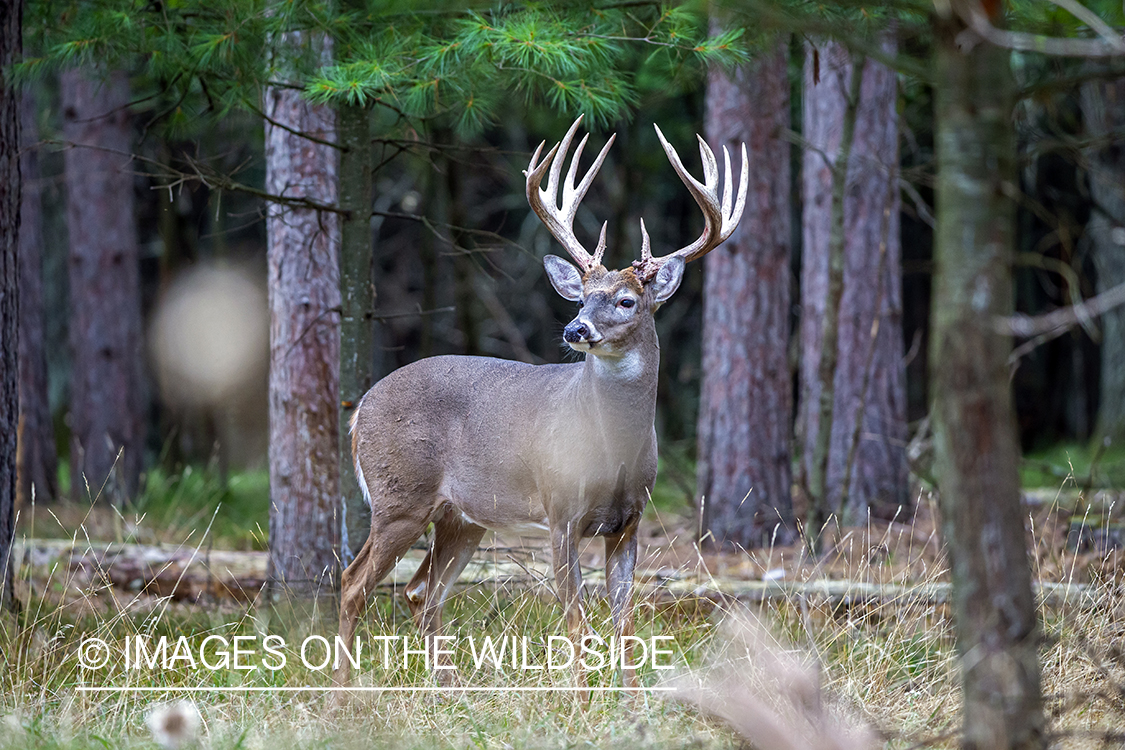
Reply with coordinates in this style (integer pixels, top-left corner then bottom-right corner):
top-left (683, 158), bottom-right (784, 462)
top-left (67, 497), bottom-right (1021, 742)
top-left (605, 525), bottom-right (639, 690)
top-left (550, 522), bottom-right (587, 695)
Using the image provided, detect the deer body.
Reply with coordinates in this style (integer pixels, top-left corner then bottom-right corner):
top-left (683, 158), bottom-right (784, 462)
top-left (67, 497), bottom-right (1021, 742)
top-left (335, 116), bottom-right (747, 691)
top-left (351, 345), bottom-right (658, 540)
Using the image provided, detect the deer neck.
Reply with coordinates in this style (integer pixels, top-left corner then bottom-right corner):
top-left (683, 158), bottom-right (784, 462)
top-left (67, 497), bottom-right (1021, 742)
top-left (575, 325), bottom-right (659, 431)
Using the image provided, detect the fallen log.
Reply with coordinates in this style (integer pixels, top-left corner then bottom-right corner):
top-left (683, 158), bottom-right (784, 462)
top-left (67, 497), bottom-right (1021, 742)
top-left (10, 538), bottom-right (1097, 608)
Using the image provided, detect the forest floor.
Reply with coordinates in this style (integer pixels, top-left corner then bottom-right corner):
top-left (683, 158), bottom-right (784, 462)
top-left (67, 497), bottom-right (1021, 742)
top-left (4, 480), bottom-right (1125, 749)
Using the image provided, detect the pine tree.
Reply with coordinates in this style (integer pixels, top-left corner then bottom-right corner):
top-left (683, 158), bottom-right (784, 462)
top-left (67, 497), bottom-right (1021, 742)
top-left (696, 34), bottom-right (795, 550)
top-left (799, 37), bottom-right (907, 525)
top-left (16, 88), bottom-right (57, 506)
top-left (931, 9), bottom-right (1044, 748)
top-left (61, 68), bottom-right (144, 505)
top-left (264, 32), bottom-right (342, 599)
top-left (0, 0), bottom-right (20, 613)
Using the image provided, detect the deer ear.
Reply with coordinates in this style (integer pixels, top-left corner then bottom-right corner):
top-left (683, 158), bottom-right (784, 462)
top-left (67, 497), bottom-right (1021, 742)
top-left (544, 255), bottom-right (584, 301)
top-left (649, 257), bottom-right (685, 304)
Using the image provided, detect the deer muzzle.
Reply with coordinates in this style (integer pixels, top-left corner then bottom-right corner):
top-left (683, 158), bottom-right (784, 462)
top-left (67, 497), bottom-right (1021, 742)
top-left (563, 319), bottom-right (601, 349)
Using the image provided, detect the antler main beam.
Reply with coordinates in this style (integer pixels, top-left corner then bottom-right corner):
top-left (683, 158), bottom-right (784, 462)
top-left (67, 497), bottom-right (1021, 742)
top-left (525, 115), bottom-right (616, 274)
top-left (633, 125), bottom-right (749, 282)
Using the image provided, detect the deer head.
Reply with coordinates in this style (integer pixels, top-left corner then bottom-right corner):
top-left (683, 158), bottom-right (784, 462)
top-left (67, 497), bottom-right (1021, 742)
top-left (525, 116), bottom-right (748, 360)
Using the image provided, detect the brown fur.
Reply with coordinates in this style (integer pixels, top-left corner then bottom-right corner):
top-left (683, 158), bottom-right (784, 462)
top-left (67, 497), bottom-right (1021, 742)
top-left (582, 264), bottom-right (644, 295)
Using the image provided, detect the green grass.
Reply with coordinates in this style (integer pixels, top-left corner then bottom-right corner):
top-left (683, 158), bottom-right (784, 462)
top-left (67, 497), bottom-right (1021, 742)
top-left (8, 450), bottom-right (1125, 749)
top-left (648, 440), bottom-right (696, 516)
top-left (24, 465), bottom-right (270, 550)
top-left (10, 548), bottom-right (1122, 750)
top-left (1, 580), bottom-right (735, 749)
top-left (1019, 440), bottom-right (1125, 489)
top-left (130, 468), bottom-right (270, 551)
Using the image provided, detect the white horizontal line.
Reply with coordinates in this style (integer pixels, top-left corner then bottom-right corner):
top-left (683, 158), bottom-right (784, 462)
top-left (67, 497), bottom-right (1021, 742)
top-left (75, 686), bottom-right (675, 693)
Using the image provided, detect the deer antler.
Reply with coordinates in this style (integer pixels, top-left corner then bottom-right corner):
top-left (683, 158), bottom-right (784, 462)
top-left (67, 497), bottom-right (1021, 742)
top-left (525, 115), bottom-right (616, 274)
top-left (633, 125), bottom-right (749, 281)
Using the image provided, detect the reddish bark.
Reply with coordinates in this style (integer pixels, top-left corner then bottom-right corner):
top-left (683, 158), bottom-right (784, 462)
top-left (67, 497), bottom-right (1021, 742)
top-left (799, 39), bottom-right (908, 521)
top-left (264, 55), bottom-right (342, 599)
top-left (696, 38), bottom-right (795, 549)
top-left (61, 69), bottom-right (144, 504)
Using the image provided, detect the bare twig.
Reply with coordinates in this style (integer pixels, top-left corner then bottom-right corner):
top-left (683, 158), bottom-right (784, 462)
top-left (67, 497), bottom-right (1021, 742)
top-left (245, 97), bottom-right (344, 151)
top-left (955, 0), bottom-right (1125, 58)
top-left (370, 306), bottom-right (455, 322)
top-left (1000, 279), bottom-right (1125, 338)
top-left (1014, 251), bottom-right (1094, 339)
top-left (1049, 0), bottom-right (1125, 52)
top-left (48, 139), bottom-right (350, 216)
top-left (1003, 280), bottom-right (1125, 365)
top-left (899, 178), bottom-right (935, 228)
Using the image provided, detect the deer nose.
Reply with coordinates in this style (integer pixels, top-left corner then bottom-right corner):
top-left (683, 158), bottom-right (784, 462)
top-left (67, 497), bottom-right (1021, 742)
top-left (563, 321), bottom-right (589, 343)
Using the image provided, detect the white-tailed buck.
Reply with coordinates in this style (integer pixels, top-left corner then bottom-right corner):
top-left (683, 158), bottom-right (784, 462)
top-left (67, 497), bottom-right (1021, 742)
top-left (336, 115), bottom-right (747, 688)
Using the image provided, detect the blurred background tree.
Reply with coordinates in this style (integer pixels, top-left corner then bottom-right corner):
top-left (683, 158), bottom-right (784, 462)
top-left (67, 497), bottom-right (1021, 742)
top-left (16, 86), bottom-right (57, 510)
top-left (0, 0), bottom-right (18, 615)
top-left (61, 67), bottom-right (145, 506)
top-left (798, 37), bottom-right (906, 528)
top-left (695, 19), bottom-right (795, 551)
top-left (1083, 71), bottom-right (1125, 443)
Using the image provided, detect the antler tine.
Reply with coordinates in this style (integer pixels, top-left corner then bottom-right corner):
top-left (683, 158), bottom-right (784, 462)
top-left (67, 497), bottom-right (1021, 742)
top-left (563, 132), bottom-right (591, 218)
top-left (524, 115), bottom-right (615, 273)
top-left (526, 140), bottom-right (560, 193)
top-left (635, 125), bottom-right (750, 281)
top-left (721, 145), bottom-right (733, 220)
top-left (546, 117), bottom-right (584, 213)
top-left (639, 218), bottom-right (651, 264)
top-left (695, 134), bottom-right (719, 200)
top-left (572, 134), bottom-right (615, 215)
top-left (733, 141), bottom-right (749, 229)
top-left (593, 222), bottom-right (607, 268)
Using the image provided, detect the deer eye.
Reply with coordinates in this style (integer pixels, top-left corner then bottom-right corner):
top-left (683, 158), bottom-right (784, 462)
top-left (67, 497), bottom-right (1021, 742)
top-left (618, 298), bottom-right (636, 309)
top-left (577, 301), bottom-right (584, 309)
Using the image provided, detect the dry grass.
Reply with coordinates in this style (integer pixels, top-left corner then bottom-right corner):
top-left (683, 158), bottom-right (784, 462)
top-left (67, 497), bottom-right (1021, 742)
top-left (4, 481), bottom-right (1125, 749)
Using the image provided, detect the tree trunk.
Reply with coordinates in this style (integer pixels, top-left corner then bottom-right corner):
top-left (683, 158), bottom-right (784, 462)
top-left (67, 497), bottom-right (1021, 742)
top-left (931, 18), bottom-right (1044, 750)
top-left (0, 0), bottom-right (20, 613)
top-left (803, 44), bottom-right (862, 545)
top-left (61, 69), bottom-right (144, 505)
top-left (696, 37), bottom-right (795, 550)
top-left (336, 102), bottom-right (373, 562)
top-left (799, 38), bottom-right (908, 524)
top-left (446, 149), bottom-right (479, 357)
top-left (264, 37), bottom-right (342, 599)
top-left (17, 88), bottom-right (57, 506)
top-left (1081, 75), bottom-right (1125, 443)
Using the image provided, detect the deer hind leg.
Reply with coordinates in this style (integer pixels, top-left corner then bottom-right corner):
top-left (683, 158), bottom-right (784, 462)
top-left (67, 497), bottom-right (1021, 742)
top-left (405, 509), bottom-right (486, 681)
top-left (334, 514), bottom-right (432, 688)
